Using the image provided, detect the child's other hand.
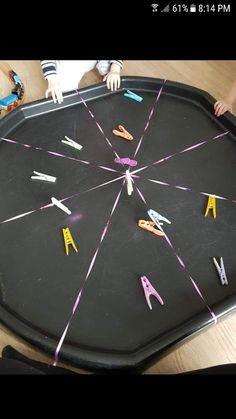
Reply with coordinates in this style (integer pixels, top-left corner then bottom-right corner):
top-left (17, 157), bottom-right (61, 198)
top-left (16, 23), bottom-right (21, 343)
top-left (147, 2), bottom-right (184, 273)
top-left (103, 71), bottom-right (121, 92)
top-left (214, 99), bottom-right (233, 117)
top-left (45, 75), bottom-right (63, 104)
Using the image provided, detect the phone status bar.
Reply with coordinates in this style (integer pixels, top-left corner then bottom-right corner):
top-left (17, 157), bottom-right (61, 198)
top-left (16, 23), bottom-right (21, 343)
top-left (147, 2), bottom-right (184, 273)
top-left (151, 4), bottom-right (231, 13)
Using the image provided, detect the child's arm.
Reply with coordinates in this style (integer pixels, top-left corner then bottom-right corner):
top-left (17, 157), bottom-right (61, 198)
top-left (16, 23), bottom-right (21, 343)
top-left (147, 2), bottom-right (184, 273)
top-left (214, 80), bottom-right (236, 117)
top-left (40, 61), bottom-right (63, 104)
top-left (103, 61), bottom-right (123, 92)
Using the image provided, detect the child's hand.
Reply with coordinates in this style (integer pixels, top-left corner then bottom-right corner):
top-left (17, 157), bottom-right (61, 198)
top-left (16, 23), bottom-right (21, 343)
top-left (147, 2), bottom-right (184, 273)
top-left (214, 99), bottom-right (233, 117)
top-left (45, 74), bottom-right (63, 104)
top-left (103, 71), bottom-right (121, 92)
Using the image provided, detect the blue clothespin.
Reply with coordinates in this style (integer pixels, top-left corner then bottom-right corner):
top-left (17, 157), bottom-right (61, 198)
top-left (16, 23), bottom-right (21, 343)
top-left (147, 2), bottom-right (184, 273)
top-left (124, 90), bottom-right (143, 103)
top-left (148, 209), bottom-right (171, 232)
top-left (213, 257), bottom-right (228, 286)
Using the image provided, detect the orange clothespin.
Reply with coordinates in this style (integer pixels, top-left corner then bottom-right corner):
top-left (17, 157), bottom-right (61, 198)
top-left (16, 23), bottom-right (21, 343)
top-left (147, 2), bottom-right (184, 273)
top-left (138, 220), bottom-right (165, 237)
top-left (62, 227), bottom-right (78, 255)
top-left (112, 125), bottom-right (133, 141)
top-left (205, 195), bottom-right (216, 219)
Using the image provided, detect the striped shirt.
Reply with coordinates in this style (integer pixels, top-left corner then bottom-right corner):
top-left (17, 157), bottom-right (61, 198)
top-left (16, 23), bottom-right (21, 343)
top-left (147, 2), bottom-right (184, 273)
top-left (40, 60), bottom-right (123, 79)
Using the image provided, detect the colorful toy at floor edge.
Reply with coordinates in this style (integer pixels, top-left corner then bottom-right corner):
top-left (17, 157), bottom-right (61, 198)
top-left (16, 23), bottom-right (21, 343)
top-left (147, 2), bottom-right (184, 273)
top-left (0, 70), bottom-right (24, 114)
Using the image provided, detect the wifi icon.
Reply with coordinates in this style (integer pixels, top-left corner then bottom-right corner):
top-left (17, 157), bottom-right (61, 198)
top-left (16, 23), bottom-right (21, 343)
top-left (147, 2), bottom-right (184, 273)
top-left (151, 3), bottom-right (159, 12)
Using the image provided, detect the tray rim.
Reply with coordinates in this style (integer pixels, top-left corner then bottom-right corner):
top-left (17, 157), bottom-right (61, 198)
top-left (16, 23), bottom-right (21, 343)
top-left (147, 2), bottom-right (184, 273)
top-left (0, 76), bottom-right (236, 372)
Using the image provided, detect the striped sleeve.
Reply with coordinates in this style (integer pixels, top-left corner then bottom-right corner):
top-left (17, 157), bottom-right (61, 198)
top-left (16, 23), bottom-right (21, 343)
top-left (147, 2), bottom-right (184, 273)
top-left (40, 60), bottom-right (57, 79)
top-left (110, 60), bottom-right (123, 69)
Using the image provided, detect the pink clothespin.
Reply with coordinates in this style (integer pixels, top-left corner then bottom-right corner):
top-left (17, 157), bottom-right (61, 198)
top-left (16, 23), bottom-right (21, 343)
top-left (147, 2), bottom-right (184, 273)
top-left (141, 276), bottom-right (164, 310)
top-left (114, 157), bottom-right (137, 167)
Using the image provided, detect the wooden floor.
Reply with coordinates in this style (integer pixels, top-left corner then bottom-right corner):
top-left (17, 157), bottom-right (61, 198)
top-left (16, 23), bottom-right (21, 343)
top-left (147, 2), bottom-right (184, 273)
top-left (0, 60), bottom-right (236, 374)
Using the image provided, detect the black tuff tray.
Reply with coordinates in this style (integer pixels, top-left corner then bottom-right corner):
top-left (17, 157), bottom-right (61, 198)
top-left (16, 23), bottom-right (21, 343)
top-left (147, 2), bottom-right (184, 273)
top-left (0, 76), bottom-right (236, 372)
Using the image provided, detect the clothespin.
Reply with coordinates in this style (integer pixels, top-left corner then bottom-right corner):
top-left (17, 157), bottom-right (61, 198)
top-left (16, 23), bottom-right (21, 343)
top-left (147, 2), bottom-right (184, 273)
top-left (112, 125), bottom-right (133, 141)
top-left (148, 209), bottom-right (171, 233)
top-left (138, 220), bottom-right (164, 237)
top-left (51, 197), bottom-right (71, 215)
top-left (141, 276), bottom-right (164, 310)
top-left (62, 227), bottom-right (78, 255)
top-left (31, 170), bottom-right (57, 183)
top-left (213, 257), bottom-right (228, 285)
top-left (205, 195), bottom-right (216, 219)
top-left (125, 170), bottom-right (133, 196)
top-left (61, 136), bottom-right (83, 151)
top-left (114, 157), bottom-right (137, 167)
top-left (124, 90), bottom-right (143, 102)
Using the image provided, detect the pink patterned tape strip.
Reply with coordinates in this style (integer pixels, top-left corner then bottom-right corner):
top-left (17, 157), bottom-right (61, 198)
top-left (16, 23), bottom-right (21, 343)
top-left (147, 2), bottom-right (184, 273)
top-left (0, 174), bottom-right (125, 224)
top-left (1, 137), bottom-right (119, 174)
top-left (131, 130), bottom-right (230, 176)
top-left (77, 92), bottom-right (120, 160)
top-left (166, 232), bottom-right (217, 322)
top-left (53, 180), bottom-right (125, 365)
top-left (136, 184), bottom-right (217, 323)
top-left (133, 81), bottom-right (166, 159)
top-left (146, 178), bottom-right (235, 204)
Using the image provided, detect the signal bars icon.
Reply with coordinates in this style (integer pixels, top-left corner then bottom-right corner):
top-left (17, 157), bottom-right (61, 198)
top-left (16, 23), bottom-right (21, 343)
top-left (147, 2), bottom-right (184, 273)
top-left (161, 4), bottom-right (170, 12)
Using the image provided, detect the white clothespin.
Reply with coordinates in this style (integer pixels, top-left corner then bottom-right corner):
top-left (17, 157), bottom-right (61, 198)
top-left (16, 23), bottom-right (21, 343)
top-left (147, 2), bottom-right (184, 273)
top-left (31, 171), bottom-right (56, 183)
top-left (61, 136), bottom-right (83, 151)
top-left (51, 197), bottom-right (72, 215)
top-left (213, 257), bottom-right (228, 286)
top-left (125, 170), bottom-right (133, 196)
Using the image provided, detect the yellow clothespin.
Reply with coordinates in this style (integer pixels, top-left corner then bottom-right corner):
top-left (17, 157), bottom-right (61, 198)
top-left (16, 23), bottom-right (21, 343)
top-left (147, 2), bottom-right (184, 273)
top-left (205, 195), bottom-right (216, 219)
top-left (138, 220), bottom-right (165, 237)
top-left (62, 227), bottom-right (78, 255)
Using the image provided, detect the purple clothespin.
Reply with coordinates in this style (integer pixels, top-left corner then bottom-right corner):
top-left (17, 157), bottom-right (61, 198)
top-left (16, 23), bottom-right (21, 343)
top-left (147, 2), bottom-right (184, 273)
top-left (114, 157), bottom-right (137, 167)
top-left (141, 276), bottom-right (164, 310)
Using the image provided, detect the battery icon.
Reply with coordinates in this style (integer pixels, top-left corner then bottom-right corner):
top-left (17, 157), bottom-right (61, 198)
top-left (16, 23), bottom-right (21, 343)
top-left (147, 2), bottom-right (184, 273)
top-left (190, 4), bottom-right (196, 12)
